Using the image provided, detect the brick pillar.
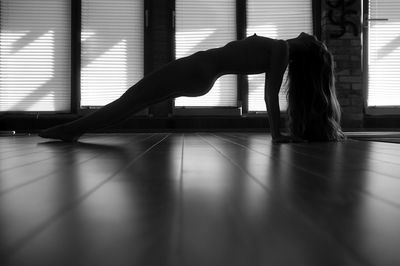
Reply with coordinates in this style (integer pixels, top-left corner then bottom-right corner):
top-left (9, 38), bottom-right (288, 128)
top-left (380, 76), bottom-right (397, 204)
top-left (321, 0), bottom-right (363, 129)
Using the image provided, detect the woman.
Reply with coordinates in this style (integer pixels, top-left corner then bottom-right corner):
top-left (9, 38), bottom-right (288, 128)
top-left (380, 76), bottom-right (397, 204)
top-left (39, 32), bottom-right (345, 143)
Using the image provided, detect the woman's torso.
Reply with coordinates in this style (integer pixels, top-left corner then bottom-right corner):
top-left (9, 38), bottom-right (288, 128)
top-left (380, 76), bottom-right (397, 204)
top-left (204, 34), bottom-right (284, 75)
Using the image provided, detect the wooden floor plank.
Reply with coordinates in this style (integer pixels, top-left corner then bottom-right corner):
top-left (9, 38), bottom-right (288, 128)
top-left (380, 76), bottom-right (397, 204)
top-left (0, 134), bottom-right (158, 195)
top-left (1, 133), bottom-right (400, 266)
top-left (233, 132), bottom-right (400, 162)
top-left (0, 134), bottom-right (169, 261)
top-left (4, 134), bottom-right (182, 266)
top-left (7, 133), bottom-right (361, 266)
top-left (223, 133), bottom-right (400, 204)
top-left (200, 133), bottom-right (367, 265)
top-left (216, 133), bottom-right (400, 266)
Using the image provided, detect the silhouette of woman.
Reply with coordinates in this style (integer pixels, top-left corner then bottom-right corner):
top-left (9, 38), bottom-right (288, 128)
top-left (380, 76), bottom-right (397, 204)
top-left (39, 32), bottom-right (345, 143)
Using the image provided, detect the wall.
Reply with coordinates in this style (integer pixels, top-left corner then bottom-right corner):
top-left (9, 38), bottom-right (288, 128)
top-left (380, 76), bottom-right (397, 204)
top-left (321, 0), bottom-right (364, 128)
top-left (146, 0), bottom-right (174, 117)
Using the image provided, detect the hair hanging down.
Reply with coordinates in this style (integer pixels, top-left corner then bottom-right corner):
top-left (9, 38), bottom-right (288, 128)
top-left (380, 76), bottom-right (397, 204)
top-left (287, 36), bottom-right (345, 141)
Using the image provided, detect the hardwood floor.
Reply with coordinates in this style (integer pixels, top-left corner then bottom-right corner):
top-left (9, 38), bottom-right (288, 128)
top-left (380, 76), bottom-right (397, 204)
top-left (1, 133), bottom-right (400, 266)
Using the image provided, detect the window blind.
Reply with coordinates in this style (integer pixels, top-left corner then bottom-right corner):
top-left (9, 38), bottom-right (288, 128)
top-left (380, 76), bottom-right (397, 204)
top-left (246, 0), bottom-right (313, 112)
top-left (0, 0), bottom-right (71, 112)
top-left (368, 0), bottom-right (400, 106)
top-left (175, 0), bottom-right (237, 107)
top-left (81, 0), bottom-right (143, 107)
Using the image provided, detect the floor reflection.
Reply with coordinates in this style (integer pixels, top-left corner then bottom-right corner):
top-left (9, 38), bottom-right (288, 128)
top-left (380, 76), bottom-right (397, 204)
top-left (2, 133), bottom-right (400, 265)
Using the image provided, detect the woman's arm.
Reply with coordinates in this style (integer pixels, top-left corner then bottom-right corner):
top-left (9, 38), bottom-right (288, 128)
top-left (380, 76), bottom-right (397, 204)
top-left (264, 40), bottom-right (289, 141)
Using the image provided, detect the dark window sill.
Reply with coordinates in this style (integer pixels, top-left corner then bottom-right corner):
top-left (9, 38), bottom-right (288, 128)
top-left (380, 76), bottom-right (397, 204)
top-left (0, 114), bottom-right (271, 133)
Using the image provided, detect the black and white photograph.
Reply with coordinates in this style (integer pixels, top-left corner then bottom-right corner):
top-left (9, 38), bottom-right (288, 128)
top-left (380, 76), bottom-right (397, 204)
top-left (1, 0), bottom-right (400, 265)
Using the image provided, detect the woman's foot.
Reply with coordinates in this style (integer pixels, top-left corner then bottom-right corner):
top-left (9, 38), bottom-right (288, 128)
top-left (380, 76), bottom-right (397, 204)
top-left (39, 125), bottom-right (82, 142)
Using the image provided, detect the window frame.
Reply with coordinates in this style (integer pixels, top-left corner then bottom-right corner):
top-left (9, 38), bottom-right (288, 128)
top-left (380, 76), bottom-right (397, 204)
top-left (363, 0), bottom-right (400, 115)
top-left (71, 0), bottom-right (81, 114)
top-left (0, 0), bottom-right (148, 116)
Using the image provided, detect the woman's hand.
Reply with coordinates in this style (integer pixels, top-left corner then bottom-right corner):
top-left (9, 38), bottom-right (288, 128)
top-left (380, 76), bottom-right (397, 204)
top-left (272, 134), bottom-right (306, 144)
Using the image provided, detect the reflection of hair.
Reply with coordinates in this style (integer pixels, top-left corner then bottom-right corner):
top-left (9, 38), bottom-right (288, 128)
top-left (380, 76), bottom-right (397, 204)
top-left (287, 37), bottom-right (345, 141)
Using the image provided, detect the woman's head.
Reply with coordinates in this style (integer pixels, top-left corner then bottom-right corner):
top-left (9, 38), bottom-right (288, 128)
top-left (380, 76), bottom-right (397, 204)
top-left (287, 32), bottom-right (345, 141)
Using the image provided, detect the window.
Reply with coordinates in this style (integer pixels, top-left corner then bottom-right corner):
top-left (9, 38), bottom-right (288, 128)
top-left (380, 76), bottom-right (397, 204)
top-left (0, 0), bottom-right (71, 112)
top-left (0, 1), bottom-right (315, 116)
top-left (246, 0), bottom-right (313, 112)
top-left (367, 0), bottom-right (400, 107)
top-left (174, 0), bottom-right (237, 108)
top-left (81, 0), bottom-right (144, 107)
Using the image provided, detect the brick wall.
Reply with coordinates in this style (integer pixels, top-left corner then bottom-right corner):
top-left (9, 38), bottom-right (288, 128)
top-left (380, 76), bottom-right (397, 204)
top-left (321, 0), bottom-right (364, 128)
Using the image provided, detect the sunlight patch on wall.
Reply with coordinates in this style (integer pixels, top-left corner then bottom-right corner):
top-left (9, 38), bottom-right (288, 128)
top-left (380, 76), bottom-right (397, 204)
top-left (0, 31), bottom-right (56, 111)
top-left (81, 40), bottom-right (128, 106)
top-left (0, 0), bottom-right (71, 112)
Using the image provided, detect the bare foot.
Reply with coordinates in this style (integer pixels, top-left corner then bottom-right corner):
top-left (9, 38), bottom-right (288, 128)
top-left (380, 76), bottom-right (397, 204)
top-left (39, 125), bottom-right (82, 142)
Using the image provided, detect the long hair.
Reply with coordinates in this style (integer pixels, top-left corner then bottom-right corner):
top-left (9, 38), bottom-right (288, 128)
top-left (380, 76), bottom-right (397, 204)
top-left (287, 36), bottom-right (345, 141)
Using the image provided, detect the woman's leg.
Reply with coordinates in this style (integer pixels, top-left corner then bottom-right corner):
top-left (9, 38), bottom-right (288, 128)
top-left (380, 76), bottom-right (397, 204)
top-left (39, 51), bottom-right (219, 141)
